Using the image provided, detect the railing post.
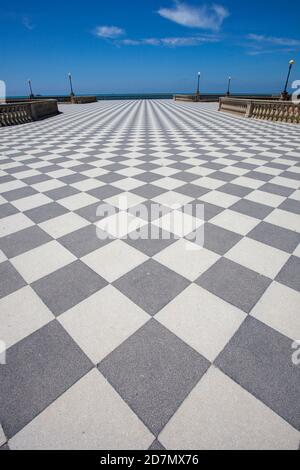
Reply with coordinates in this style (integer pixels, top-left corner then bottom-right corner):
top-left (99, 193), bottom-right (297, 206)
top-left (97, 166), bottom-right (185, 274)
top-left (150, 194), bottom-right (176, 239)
top-left (245, 101), bottom-right (254, 118)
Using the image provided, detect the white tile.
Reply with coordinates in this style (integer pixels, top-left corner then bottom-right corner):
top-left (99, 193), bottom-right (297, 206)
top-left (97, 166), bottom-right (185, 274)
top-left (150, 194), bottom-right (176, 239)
top-left (199, 191), bottom-right (239, 208)
top-left (271, 176), bottom-right (299, 189)
top-left (82, 240), bottom-right (148, 282)
top-left (59, 285), bottom-right (149, 363)
top-left (39, 213), bottom-right (89, 239)
top-left (112, 178), bottom-right (144, 191)
top-left (0, 249), bottom-right (7, 263)
top-left (59, 193), bottom-right (99, 210)
top-left (0, 213), bottom-right (34, 237)
top-left (153, 177), bottom-right (185, 190)
top-left (96, 211), bottom-right (147, 239)
top-left (290, 190), bottom-right (300, 202)
top-left (156, 285), bottom-right (246, 361)
top-left (11, 241), bottom-right (76, 283)
top-left (10, 369), bottom-right (154, 450)
top-left (233, 177), bottom-right (264, 190)
top-left (0, 424), bottom-right (6, 447)
top-left (32, 180), bottom-right (65, 193)
top-left (104, 192), bottom-right (145, 210)
top-left (11, 193), bottom-right (52, 212)
top-left (193, 177), bottom-right (224, 189)
top-left (152, 210), bottom-right (203, 238)
top-left (250, 281), bottom-right (300, 340)
top-left (159, 367), bottom-right (300, 450)
top-left (210, 209), bottom-right (260, 235)
top-left (153, 191), bottom-right (193, 209)
top-left (265, 209), bottom-right (300, 233)
top-left (71, 179), bottom-right (104, 192)
top-left (0, 180), bottom-right (26, 194)
top-left (293, 244), bottom-right (300, 257)
top-left (154, 239), bottom-right (219, 281)
top-left (0, 286), bottom-right (54, 349)
top-left (152, 167), bottom-right (179, 177)
top-left (245, 190), bottom-right (285, 208)
top-left (226, 238), bottom-right (290, 279)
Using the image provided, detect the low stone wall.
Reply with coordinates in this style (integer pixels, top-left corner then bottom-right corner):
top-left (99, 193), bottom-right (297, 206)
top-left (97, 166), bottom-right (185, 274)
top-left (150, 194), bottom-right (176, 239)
top-left (219, 97), bottom-right (300, 123)
top-left (70, 96), bottom-right (97, 104)
top-left (0, 100), bottom-right (59, 127)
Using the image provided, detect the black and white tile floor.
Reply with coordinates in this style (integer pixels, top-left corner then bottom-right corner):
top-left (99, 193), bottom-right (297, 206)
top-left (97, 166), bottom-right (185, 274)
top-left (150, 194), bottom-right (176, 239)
top-left (0, 100), bottom-right (299, 449)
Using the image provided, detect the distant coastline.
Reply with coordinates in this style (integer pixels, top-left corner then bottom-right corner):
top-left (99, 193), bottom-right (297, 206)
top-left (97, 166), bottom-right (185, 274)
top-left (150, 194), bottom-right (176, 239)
top-left (7, 92), bottom-right (277, 101)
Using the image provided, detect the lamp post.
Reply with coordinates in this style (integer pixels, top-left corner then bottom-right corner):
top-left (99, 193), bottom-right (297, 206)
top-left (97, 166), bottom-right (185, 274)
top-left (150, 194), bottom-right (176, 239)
top-left (68, 72), bottom-right (75, 97)
top-left (226, 76), bottom-right (232, 96)
top-left (281, 60), bottom-right (295, 100)
top-left (28, 79), bottom-right (34, 100)
top-left (196, 72), bottom-right (201, 101)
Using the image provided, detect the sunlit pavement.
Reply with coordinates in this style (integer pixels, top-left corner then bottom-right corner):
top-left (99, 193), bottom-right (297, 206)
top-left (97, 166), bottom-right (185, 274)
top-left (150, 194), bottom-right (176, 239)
top-left (0, 100), bottom-right (299, 450)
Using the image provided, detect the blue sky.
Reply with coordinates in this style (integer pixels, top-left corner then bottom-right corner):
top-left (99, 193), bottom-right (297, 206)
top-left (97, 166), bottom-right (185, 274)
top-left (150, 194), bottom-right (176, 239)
top-left (1, 0), bottom-right (300, 95)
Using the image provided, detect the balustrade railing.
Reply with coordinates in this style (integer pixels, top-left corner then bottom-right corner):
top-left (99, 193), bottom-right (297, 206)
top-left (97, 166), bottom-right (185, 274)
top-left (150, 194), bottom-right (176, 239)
top-left (219, 97), bottom-right (300, 123)
top-left (0, 100), bottom-right (59, 127)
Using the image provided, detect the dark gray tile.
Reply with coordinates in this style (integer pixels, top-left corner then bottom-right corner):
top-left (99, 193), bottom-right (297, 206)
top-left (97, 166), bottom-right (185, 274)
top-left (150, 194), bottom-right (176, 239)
top-left (135, 172), bottom-right (162, 183)
top-left (32, 260), bottom-right (108, 316)
top-left (248, 222), bottom-right (300, 254)
top-left (172, 172), bottom-right (199, 183)
top-left (132, 184), bottom-right (166, 199)
top-left (25, 202), bottom-right (68, 223)
top-left (196, 258), bottom-right (271, 313)
top-left (279, 199), bottom-right (300, 215)
top-left (88, 185), bottom-right (122, 200)
top-left (281, 171), bottom-right (300, 181)
top-left (0, 203), bottom-right (18, 219)
top-left (209, 171), bottom-right (236, 182)
top-left (0, 261), bottom-right (26, 299)
top-left (59, 225), bottom-right (112, 258)
top-left (125, 230), bottom-right (176, 257)
top-left (22, 174), bottom-right (51, 185)
top-left (45, 186), bottom-right (79, 201)
top-left (276, 256), bottom-right (300, 292)
top-left (246, 171), bottom-right (273, 182)
top-left (231, 199), bottom-right (273, 219)
top-left (99, 320), bottom-right (209, 435)
top-left (219, 183), bottom-right (253, 197)
top-left (0, 321), bottom-right (93, 439)
top-left (0, 226), bottom-right (52, 258)
top-left (148, 440), bottom-right (166, 451)
top-left (97, 173), bottom-right (125, 184)
top-left (260, 183), bottom-right (294, 197)
top-left (215, 317), bottom-right (300, 431)
top-left (201, 223), bottom-right (242, 255)
top-left (0, 444), bottom-right (9, 450)
top-left (60, 173), bottom-right (87, 184)
top-left (113, 260), bottom-right (189, 316)
top-left (2, 186), bottom-right (37, 202)
top-left (175, 184), bottom-right (209, 198)
top-left (203, 203), bottom-right (224, 221)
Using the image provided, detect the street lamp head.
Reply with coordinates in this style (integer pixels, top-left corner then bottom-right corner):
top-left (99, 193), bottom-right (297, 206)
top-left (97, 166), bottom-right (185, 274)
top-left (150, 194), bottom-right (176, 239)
top-left (198, 72), bottom-right (201, 76)
top-left (229, 76), bottom-right (232, 80)
top-left (289, 60), bottom-right (295, 65)
top-left (28, 79), bottom-right (31, 83)
top-left (68, 72), bottom-right (72, 77)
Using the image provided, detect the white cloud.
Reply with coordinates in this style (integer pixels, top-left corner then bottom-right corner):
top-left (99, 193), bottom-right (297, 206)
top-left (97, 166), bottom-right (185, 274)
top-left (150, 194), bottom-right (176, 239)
top-left (95, 25), bottom-right (125, 38)
top-left (247, 34), bottom-right (300, 47)
top-left (116, 35), bottom-right (219, 47)
top-left (158, 1), bottom-right (229, 31)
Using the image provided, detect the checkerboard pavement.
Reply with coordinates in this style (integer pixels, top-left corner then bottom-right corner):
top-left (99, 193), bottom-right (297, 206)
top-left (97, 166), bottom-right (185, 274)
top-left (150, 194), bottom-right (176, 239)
top-left (0, 100), bottom-right (300, 450)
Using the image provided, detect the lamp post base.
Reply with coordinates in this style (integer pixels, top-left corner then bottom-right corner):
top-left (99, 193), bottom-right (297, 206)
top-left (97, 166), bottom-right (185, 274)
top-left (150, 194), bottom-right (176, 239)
top-left (195, 92), bottom-right (201, 102)
top-left (280, 91), bottom-right (290, 101)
